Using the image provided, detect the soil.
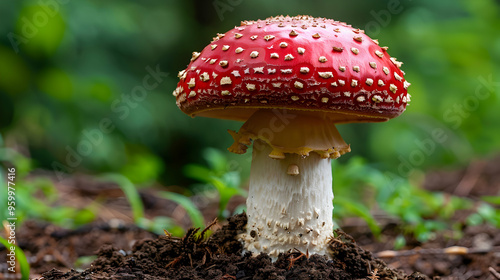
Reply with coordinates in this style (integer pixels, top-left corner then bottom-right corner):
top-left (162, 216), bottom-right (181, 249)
top-left (0, 155), bottom-right (499, 279)
top-left (39, 214), bottom-right (424, 280)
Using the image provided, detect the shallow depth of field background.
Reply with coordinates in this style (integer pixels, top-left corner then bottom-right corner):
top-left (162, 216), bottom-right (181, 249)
top-left (0, 0), bottom-right (499, 231)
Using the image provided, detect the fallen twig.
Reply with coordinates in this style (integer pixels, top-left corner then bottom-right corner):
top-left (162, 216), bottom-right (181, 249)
top-left (454, 160), bottom-right (486, 196)
top-left (199, 217), bottom-right (218, 242)
top-left (165, 255), bottom-right (183, 268)
top-left (367, 268), bottom-right (379, 280)
top-left (288, 249), bottom-right (306, 270)
top-left (375, 246), bottom-right (500, 258)
top-left (490, 267), bottom-right (500, 280)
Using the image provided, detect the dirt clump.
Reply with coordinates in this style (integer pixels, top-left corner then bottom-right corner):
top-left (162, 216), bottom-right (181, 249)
top-left (40, 213), bottom-right (424, 280)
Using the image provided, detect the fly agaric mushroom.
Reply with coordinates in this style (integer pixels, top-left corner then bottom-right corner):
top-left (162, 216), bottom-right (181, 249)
top-left (173, 15), bottom-right (410, 259)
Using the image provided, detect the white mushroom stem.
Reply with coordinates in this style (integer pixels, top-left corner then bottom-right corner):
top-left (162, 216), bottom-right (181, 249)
top-left (239, 139), bottom-right (334, 259)
top-left (229, 109), bottom-right (350, 259)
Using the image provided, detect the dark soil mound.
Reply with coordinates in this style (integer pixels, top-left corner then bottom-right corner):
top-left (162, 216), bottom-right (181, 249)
top-left (41, 214), bottom-right (425, 280)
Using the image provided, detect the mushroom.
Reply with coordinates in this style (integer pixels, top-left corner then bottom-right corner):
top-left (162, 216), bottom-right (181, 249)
top-left (173, 15), bottom-right (410, 259)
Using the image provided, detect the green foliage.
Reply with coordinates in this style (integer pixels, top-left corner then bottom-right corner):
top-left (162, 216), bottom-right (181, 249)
top-left (0, 0), bottom-right (496, 187)
top-left (0, 236), bottom-right (30, 280)
top-left (0, 140), bottom-right (188, 237)
top-left (368, 0), bottom-right (500, 170)
top-left (136, 216), bottom-right (185, 237)
top-left (158, 191), bottom-right (205, 229)
top-left (184, 148), bottom-right (246, 219)
top-left (393, 234), bottom-right (407, 250)
top-left (15, 3), bottom-right (66, 57)
top-left (481, 196), bottom-right (500, 206)
top-left (74, 255), bottom-right (98, 270)
top-left (332, 157), bottom-right (383, 237)
top-left (332, 156), bottom-right (495, 243)
top-left (466, 202), bottom-right (500, 228)
top-left (100, 173), bottom-right (144, 222)
top-left (0, 143), bottom-right (97, 228)
top-left (101, 173), bottom-right (199, 236)
top-left (2, 176), bottom-right (98, 227)
top-left (334, 199), bottom-right (381, 238)
top-left (120, 152), bottom-right (164, 185)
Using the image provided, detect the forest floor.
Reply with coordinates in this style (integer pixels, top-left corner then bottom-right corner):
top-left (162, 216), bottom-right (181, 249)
top-left (1, 155), bottom-right (500, 279)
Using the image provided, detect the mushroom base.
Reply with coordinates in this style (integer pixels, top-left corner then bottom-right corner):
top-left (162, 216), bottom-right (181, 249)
top-left (238, 140), bottom-right (334, 259)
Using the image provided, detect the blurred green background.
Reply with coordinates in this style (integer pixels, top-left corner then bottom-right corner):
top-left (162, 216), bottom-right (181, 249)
top-left (0, 0), bottom-right (499, 187)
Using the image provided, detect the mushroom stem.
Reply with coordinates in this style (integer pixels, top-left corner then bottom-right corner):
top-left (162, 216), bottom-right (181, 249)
top-left (239, 139), bottom-right (334, 259)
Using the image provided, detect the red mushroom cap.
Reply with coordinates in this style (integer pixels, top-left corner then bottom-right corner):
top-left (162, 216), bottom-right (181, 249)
top-left (173, 15), bottom-right (410, 124)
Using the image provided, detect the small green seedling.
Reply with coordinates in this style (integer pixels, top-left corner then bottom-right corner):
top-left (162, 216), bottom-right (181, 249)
top-left (184, 148), bottom-right (246, 219)
top-left (101, 173), bottom-right (203, 235)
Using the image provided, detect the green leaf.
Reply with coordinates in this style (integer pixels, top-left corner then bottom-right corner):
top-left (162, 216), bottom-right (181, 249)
top-left (476, 203), bottom-right (500, 227)
top-left (37, 68), bottom-right (73, 100)
top-left (394, 234), bottom-right (407, 250)
top-left (0, 235), bottom-right (30, 280)
top-left (99, 173), bottom-right (144, 222)
top-left (74, 255), bottom-right (98, 269)
top-left (335, 199), bottom-right (381, 238)
top-left (221, 171), bottom-right (241, 189)
top-left (158, 191), bottom-right (205, 229)
top-left (202, 148), bottom-right (227, 173)
top-left (16, 4), bottom-right (66, 57)
top-left (481, 196), bottom-right (500, 205)
top-left (184, 149), bottom-right (246, 219)
top-left (466, 213), bottom-right (484, 226)
top-left (136, 216), bottom-right (185, 236)
top-left (183, 164), bottom-right (212, 183)
top-left (209, 176), bottom-right (245, 218)
top-left (120, 153), bottom-right (164, 184)
top-left (73, 207), bottom-right (97, 226)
